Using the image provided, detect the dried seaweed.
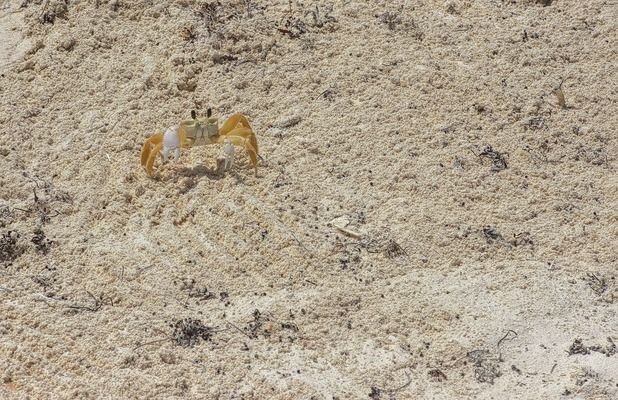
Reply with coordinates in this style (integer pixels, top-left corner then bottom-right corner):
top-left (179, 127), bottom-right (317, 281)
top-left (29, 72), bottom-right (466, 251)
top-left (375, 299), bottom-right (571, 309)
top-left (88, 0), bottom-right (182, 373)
top-left (172, 318), bottom-right (214, 347)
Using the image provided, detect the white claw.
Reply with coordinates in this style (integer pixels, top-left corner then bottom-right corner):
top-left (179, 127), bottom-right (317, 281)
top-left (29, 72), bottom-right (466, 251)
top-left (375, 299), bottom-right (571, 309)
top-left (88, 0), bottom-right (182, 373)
top-left (162, 126), bottom-right (180, 162)
top-left (223, 137), bottom-right (234, 170)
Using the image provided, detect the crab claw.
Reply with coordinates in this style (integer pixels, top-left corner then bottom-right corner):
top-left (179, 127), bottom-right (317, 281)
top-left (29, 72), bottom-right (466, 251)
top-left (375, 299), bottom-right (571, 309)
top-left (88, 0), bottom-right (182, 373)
top-left (141, 126), bottom-right (181, 176)
top-left (162, 126), bottom-right (181, 162)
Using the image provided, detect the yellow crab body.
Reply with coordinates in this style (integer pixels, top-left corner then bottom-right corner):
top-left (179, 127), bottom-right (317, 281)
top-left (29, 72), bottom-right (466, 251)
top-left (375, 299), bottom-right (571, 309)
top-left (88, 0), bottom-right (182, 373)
top-left (179, 116), bottom-right (219, 147)
top-left (140, 110), bottom-right (259, 176)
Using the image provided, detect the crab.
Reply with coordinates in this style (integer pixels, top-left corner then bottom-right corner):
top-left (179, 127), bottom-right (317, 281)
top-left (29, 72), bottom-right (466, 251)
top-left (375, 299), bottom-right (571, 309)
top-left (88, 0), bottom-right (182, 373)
top-left (140, 109), bottom-right (259, 176)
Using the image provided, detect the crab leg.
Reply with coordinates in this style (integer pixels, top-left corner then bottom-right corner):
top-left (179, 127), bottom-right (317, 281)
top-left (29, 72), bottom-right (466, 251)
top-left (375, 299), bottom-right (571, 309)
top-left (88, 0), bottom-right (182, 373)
top-left (218, 128), bottom-right (258, 175)
top-left (145, 142), bottom-right (163, 176)
top-left (220, 113), bottom-right (252, 134)
top-left (140, 132), bottom-right (163, 173)
top-left (220, 126), bottom-right (258, 157)
top-left (223, 138), bottom-right (235, 170)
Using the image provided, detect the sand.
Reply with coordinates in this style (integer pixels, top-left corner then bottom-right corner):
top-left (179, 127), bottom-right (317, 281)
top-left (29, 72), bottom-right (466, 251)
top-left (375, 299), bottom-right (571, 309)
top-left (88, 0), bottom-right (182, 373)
top-left (0, 0), bottom-right (617, 398)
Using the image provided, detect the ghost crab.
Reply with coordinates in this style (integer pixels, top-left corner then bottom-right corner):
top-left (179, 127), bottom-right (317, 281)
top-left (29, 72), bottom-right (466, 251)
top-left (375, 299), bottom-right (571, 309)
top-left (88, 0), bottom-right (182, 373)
top-left (140, 109), bottom-right (259, 176)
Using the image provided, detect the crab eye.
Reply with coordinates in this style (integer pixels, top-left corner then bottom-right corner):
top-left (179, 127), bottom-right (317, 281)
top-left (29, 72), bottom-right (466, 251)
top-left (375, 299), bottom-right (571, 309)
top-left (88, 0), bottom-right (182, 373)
top-left (207, 108), bottom-right (212, 118)
top-left (191, 110), bottom-right (196, 120)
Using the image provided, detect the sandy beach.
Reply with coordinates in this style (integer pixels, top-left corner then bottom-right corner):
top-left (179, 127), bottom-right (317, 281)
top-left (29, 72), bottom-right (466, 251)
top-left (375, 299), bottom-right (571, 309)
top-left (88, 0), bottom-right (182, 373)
top-left (1, 0), bottom-right (617, 398)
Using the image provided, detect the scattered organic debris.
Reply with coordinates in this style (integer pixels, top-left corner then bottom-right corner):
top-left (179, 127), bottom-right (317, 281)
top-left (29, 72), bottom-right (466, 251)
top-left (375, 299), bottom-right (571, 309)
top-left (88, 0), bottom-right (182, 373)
top-left (305, 4), bottom-right (336, 28)
top-left (278, 3), bottom-right (336, 38)
top-left (476, 146), bottom-right (507, 172)
top-left (526, 116), bottom-right (545, 130)
top-left (536, 0), bottom-right (553, 7)
top-left (568, 338), bottom-right (590, 355)
top-left (383, 239), bottom-right (407, 259)
top-left (428, 368), bottom-right (447, 382)
top-left (211, 52), bottom-right (238, 64)
top-left (362, 235), bottom-right (407, 259)
top-left (239, 0), bottom-right (264, 17)
top-left (553, 81), bottom-right (568, 109)
top-left (332, 240), bottom-right (362, 270)
top-left (273, 170), bottom-right (290, 188)
top-left (568, 338), bottom-right (616, 357)
top-left (376, 7), bottom-right (422, 38)
top-left (467, 350), bottom-right (502, 384)
top-left (278, 16), bottom-right (308, 38)
top-left (0, 206), bottom-right (13, 227)
top-left (524, 144), bottom-right (563, 164)
top-left (317, 88), bottom-right (337, 102)
top-left (31, 267), bottom-right (57, 292)
top-left (180, 26), bottom-right (198, 43)
top-left (368, 371), bottom-right (412, 399)
top-left (378, 10), bottom-right (402, 30)
top-left (572, 367), bottom-right (598, 387)
top-left (188, 286), bottom-right (216, 301)
top-left (188, 0), bottom-right (266, 63)
top-left (179, 279), bottom-right (216, 302)
top-left (368, 387), bottom-right (382, 399)
top-left (584, 273), bottom-right (608, 296)
top-left (230, 309), bottom-right (300, 342)
top-left (462, 331), bottom-right (517, 385)
top-left (245, 309), bottom-right (268, 338)
top-left (573, 145), bottom-right (610, 166)
top-left (17, 174), bottom-right (73, 226)
top-left (172, 318), bottom-right (214, 347)
top-left (482, 226), bottom-right (503, 243)
top-left (509, 232), bottom-right (534, 248)
top-left (68, 291), bottom-right (114, 313)
top-left (0, 231), bottom-right (22, 265)
top-left (280, 322), bottom-right (299, 332)
top-left (197, 1), bottom-right (225, 35)
top-left (38, 0), bottom-right (69, 24)
top-left (31, 227), bottom-right (53, 254)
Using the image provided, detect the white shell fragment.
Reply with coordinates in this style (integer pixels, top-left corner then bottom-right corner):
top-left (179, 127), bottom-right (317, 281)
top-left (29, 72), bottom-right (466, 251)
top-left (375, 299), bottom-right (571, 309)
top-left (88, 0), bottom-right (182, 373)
top-left (328, 216), bottom-right (362, 239)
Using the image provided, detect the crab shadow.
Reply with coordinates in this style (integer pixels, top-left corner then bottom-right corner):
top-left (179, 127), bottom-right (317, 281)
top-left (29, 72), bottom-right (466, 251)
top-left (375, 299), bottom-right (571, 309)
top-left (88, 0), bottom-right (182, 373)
top-left (176, 164), bottom-right (248, 185)
top-left (177, 164), bottom-right (224, 180)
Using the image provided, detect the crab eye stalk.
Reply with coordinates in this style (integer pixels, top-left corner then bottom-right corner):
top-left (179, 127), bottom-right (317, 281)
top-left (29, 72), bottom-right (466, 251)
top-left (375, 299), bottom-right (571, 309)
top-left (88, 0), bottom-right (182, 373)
top-left (191, 110), bottom-right (197, 120)
top-left (207, 108), bottom-right (212, 118)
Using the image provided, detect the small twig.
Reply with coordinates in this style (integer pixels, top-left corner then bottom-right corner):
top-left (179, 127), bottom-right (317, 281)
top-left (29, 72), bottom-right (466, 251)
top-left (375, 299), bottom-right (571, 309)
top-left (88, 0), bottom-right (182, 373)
top-left (497, 329), bottom-right (518, 360)
top-left (133, 328), bottom-right (172, 350)
top-left (335, 225), bottom-right (362, 239)
top-left (134, 265), bottom-right (156, 278)
top-left (386, 371), bottom-right (412, 393)
top-left (67, 291), bottom-right (112, 312)
top-left (32, 293), bottom-right (64, 307)
top-left (524, 146), bottom-right (563, 164)
top-left (550, 363), bottom-right (557, 373)
top-left (554, 80), bottom-right (567, 109)
top-left (316, 89), bottom-right (330, 100)
top-left (497, 330), bottom-right (518, 349)
top-left (132, 338), bottom-right (169, 351)
top-left (374, 370), bottom-right (412, 396)
top-left (227, 321), bottom-right (253, 339)
top-left (289, 230), bottom-right (311, 253)
top-left (279, 62), bottom-right (307, 69)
